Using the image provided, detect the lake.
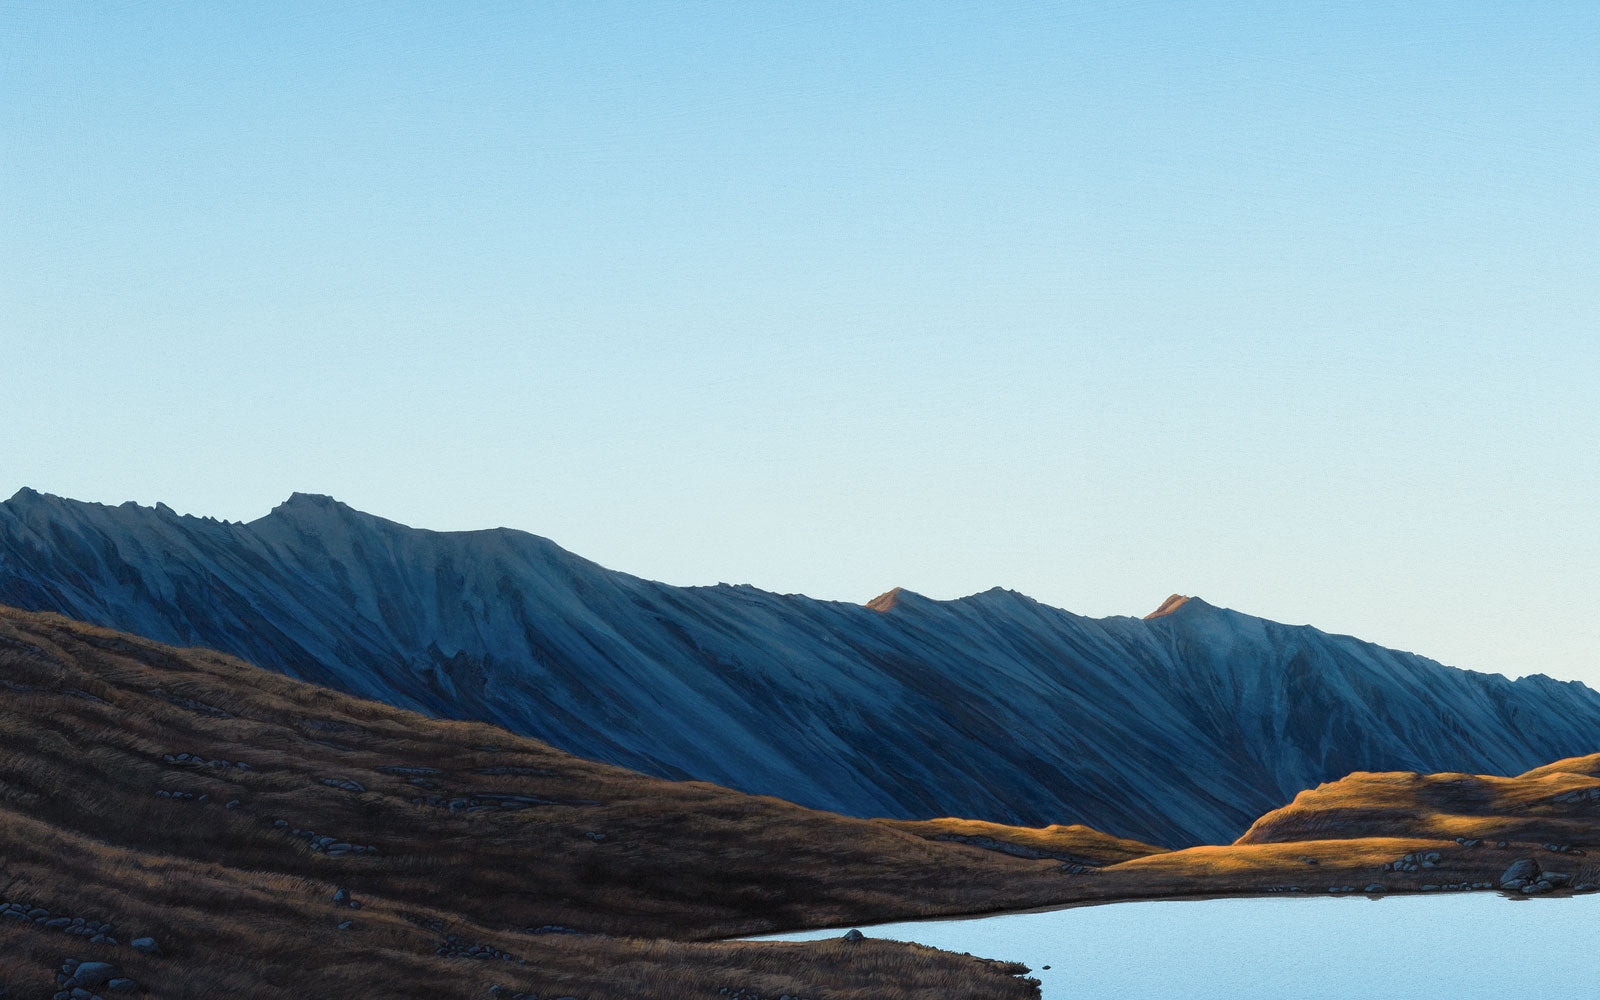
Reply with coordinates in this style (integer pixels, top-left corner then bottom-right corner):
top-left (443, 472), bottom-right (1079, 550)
top-left (754, 893), bottom-right (1600, 998)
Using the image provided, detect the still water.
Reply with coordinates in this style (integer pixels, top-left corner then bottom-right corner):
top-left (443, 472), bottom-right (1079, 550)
top-left (756, 893), bottom-right (1600, 999)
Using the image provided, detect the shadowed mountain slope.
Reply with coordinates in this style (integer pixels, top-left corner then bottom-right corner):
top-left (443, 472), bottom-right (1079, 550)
top-left (4, 488), bottom-right (1600, 846)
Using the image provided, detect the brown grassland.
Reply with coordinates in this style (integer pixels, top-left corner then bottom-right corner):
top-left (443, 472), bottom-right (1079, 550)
top-left (1, 604), bottom-right (1596, 998)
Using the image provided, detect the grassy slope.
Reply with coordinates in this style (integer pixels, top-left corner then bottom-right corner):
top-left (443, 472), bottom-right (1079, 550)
top-left (1153, 756), bottom-right (1600, 895)
top-left (873, 818), bottom-right (1166, 866)
top-left (1236, 757), bottom-right (1600, 847)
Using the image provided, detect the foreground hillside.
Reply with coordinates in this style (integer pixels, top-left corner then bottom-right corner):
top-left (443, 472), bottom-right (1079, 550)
top-left (6, 489), bottom-right (1600, 846)
top-left (0, 606), bottom-right (1074, 999)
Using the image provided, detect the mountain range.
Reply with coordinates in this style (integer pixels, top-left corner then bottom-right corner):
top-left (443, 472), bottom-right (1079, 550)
top-left (4, 487), bottom-right (1599, 847)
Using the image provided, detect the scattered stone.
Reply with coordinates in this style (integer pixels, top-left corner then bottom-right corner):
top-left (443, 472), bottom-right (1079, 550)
top-left (710, 988), bottom-right (814, 1000)
top-left (409, 792), bottom-right (593, 812)
top-left (270, 820), bottom-right (378, 856)
top-left (523, 925), bottom-right (582, 936)
top-left (0, 899), bottom-right (118, 944)
top-left (434, 932), bottom-right (520, 962)
top-left (842, 929), bottom-right (865, 942)
top-left (1364, 883), bottom-right (1386, 893)
top-left (1500, 858), bottom-right (1541, 890)
top-left (154, 788), bottom-right (205, 802)
top-left (1383, 850), bottom-right (1442, 872)
top-left (163, 751), bottom-right (248, 769)
top-left (130, 937), bottom-right (162, 956)
top-left (319, 778), bottom-right (367, 793)
top-left (71, 962), bottom-right (118, 988)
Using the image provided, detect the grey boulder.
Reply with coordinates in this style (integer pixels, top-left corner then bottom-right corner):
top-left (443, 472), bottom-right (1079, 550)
top-left (1500, 858), bottom-right (1540, 889)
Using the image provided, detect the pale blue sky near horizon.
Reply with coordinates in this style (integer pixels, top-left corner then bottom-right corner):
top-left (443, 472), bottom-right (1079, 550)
top-left (4, 3), bottom-right (1598, 686)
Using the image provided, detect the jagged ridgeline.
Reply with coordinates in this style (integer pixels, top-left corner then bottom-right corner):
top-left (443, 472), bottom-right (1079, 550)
top-left (4, 488), bottom-right (1600, 847)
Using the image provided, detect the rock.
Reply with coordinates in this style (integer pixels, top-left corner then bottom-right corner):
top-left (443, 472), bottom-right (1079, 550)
top-left (72, 963), bottom-right (118, 989)
top-left (1500, 858), bottom-right (1541, 888)
top-left (107, 979), bottom-right (139, 994)
top-left (333, 888), bottom-right (350, 904)
top-left (1364, 883), bottom-right (1386, 893)
top-left (129, 937), bottom-right (162, 956)
top-left (842, 928), bottom-right (865, 942)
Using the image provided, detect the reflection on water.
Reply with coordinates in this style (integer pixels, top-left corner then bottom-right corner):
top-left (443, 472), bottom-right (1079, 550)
top-left (755, 893), bottom-right (1600, 999)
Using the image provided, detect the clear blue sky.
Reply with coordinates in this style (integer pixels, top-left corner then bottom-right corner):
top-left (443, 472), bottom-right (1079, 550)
top-left (4, 2), bottom-right (1597, 686)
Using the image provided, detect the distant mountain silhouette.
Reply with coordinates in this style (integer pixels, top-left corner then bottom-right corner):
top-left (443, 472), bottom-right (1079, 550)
top-left (4, 487), bottom-right (1599, 846)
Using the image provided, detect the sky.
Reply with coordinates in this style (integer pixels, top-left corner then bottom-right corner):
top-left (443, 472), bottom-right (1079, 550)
top-left (3, 2), bottom-right (1598, 687)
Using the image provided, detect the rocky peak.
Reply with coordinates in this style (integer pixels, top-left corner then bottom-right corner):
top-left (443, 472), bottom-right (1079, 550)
top-left (1145, 594), bottom-right (1194, 619)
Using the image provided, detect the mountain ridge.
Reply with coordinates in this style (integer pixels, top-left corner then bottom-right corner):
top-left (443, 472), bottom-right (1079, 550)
top-left (4, 488), bottom-right (1599, 847)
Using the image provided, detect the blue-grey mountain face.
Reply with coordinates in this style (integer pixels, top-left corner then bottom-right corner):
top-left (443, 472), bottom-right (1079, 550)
top-left (3, 487), bottom-right (1598, 847)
